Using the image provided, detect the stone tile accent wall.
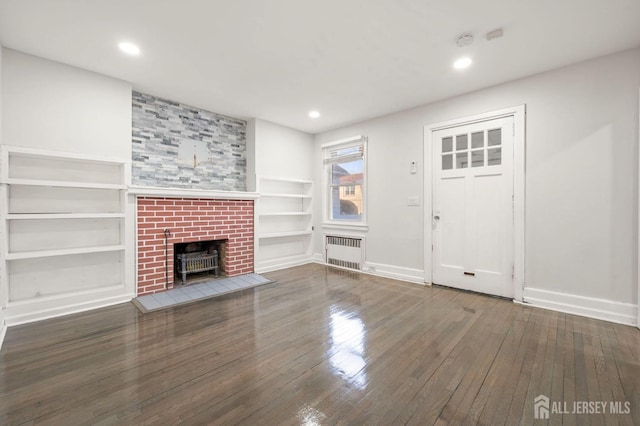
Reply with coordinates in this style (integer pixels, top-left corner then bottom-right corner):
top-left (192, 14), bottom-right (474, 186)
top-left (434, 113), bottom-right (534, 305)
top-left (132, 91), bottom-right (246, 191)
top-left (137, 197), bottom-right (254, 295)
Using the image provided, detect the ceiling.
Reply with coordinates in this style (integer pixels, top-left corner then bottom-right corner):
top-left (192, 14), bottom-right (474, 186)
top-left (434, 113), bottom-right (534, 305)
top-left (1, 0), bottom-right (639, 134)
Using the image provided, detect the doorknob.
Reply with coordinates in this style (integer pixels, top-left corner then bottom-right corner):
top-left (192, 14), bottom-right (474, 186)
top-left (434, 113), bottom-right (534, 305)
top-left (434, 215), bottom-right (440, 220)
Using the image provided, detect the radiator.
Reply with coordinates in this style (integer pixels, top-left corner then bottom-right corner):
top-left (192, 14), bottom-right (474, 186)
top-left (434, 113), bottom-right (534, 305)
top-left (325, 235), bottom-right (363, 271)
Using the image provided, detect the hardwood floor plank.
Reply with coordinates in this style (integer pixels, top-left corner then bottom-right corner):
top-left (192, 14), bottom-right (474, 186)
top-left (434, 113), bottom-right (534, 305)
top-left (0, 264), bottom-right (638, 425)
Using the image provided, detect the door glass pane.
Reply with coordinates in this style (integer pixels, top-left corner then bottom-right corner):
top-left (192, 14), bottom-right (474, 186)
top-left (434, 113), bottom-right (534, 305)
top-left (442, 154), bottom-right (453, 170)
top-left (488, 128), bottom-right (501, 146)
top-left (471, 150), bottom-right (484, 167)
top-left (456, 134), bottom-right (468, 151)
top-left (488, 148), bottom-right (501, 166)
top-left (442, 137), bottom-right (453, 153)
top-left (456, 152), bottom-right (468, 168)
top-left (471, 132), bottom-right (484, 148)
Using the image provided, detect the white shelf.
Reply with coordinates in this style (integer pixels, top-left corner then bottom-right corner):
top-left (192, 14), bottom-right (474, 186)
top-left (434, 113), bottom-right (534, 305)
top-left (0, 146), bottom-right (130, 323)
top-left (128, 185), bottom-right (260, 200)
top-left (256, 175), bottom-right (313, 271)
top-left (6, 245), bottom-right (126, 260)
top-left (7, 213), bottom-right (125, 220)
top-left (5, 179), bottom-right (126, 189)
top-left (261, 192), bottom-right (312, 199)
top-left (258, 230), bottom-right (312, 239)
top-left (260, 176), bottom-right (312, 184)
top-left (259, 212), bottom-right (312, 217)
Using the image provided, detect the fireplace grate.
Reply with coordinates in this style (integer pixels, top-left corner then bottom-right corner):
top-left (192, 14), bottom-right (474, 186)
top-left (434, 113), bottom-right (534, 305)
top-left (176, 250), bottom-right (218, 285)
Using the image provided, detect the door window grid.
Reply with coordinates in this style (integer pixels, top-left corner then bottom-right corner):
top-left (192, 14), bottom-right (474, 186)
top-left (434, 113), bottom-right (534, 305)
top-left (441, 128), bottom-right (502, 170)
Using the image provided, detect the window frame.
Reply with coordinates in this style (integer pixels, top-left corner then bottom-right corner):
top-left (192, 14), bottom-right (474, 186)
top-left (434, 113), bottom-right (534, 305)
top-left (322, 135), bottom-right (368, 226)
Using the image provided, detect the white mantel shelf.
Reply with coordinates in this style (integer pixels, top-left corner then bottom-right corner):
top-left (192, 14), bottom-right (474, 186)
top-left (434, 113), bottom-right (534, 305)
top-left (128, 186), bottom-right (261, 200)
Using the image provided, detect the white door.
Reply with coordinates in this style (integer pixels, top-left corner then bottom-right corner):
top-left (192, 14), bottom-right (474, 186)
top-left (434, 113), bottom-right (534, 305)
top-left (432, 116), bottom-right (514, 298)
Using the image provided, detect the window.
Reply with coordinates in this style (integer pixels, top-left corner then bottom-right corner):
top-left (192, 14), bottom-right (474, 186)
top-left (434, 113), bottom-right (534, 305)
top-left (344, 185), bottom-right (356, 196)
top-left (323, 136), bottom-right (367, 223)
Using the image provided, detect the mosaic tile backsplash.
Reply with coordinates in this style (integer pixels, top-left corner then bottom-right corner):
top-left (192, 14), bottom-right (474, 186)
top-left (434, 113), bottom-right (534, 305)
top-left (132, 91), bottom-right (247, 191)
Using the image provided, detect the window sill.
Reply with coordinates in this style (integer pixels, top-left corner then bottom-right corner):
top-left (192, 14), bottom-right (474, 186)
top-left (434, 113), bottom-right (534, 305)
top-left (321, 222), bottom-right (369, 234)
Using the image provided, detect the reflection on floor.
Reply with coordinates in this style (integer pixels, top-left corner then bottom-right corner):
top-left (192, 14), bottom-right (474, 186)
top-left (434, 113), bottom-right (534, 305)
top-left (133, 273), bottom-right (273, 312)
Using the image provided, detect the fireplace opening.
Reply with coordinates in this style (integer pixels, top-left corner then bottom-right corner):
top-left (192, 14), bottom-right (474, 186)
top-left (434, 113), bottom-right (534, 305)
top-left (174, 240), bottom-right (226, 285)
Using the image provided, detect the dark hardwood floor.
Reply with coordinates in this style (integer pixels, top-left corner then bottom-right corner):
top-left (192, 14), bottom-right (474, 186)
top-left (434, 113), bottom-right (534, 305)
top-left (0, 264), bottom-right (638, 425)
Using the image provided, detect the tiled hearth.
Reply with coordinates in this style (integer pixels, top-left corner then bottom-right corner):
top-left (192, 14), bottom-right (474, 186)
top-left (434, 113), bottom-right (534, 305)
top-left (136, 195), bottom-right (255, 296)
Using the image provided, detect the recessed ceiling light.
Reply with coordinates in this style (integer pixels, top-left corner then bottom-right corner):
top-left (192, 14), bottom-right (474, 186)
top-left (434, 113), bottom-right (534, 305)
top-left (454, 57), bottom-right (472, 70)
top-left (118, 42), bottom-right (140, 56)
top-left (309, 110), bottom-right (320, 119)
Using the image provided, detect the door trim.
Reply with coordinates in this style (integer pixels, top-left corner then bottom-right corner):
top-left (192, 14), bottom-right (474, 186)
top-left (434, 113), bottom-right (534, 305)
top-left (423, 105), bottom-right (526, 302)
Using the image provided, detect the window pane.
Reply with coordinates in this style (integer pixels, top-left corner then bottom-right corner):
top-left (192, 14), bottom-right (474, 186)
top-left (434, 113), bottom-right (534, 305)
top-left (442, 154), bottom-right (453, 170)
top-left (471, 150), bottom-right (484, 167)
top-left (471, 132), bottom-right (484, 148)
top-left (325, 140), bottom-right (366, 223)
top-left (456, 152), bottom-right (468, 168)
top-left (442, 137), bottom-right (453, 153)
top-left (488, 147), bottom-right (501, 166)
top-left (330, 159), bottom-right (364, 220)
top-left (331, 160), bottom-right (363, 185)
top-left (331, 185), bottom-right (363, 220)
top-left (456, 134), bottom-right (468, 151)
top-left (488, 128), bottom-right (501, 146)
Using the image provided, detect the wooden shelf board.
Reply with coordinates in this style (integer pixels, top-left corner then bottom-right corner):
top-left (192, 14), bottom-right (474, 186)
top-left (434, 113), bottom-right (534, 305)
top-left (6, 213), bottom-right (125, 220)
top-left (6, 245), bottom-right (126, 260)
top-left (259, 212), bottom-right (312, 217)
top-left (259, 176), bottom-right (313, 184)
top-left (5, 179), bottom-right (125, 189)
top-left (258, 231), bottom-right (312, 239)
top-left (261, 192), bottom-right (312, 199)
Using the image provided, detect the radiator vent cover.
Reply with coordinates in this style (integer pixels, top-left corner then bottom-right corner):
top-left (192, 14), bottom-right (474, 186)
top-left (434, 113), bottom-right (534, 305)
top-left (326, 235), bottom-right (363, 271)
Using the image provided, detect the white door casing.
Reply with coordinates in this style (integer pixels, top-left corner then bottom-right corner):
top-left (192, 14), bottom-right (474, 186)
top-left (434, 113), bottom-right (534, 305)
top-left (432, 117), bottom-right (514, 297)
top-left (424, 105), bottom-right (526, 301)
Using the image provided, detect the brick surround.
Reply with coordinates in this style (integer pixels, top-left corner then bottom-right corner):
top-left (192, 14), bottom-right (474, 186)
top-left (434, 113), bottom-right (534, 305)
top-left (137, 197), bottom-right (254, 296)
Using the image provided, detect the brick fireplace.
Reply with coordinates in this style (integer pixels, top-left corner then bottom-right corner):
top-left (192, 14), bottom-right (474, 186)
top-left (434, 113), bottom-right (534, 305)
top-left (136, 196), bottom-right (254, 296)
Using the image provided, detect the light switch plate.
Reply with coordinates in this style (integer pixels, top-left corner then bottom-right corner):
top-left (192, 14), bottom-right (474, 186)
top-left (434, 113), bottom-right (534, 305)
top-left (408, 196), bottom-right (420, 206)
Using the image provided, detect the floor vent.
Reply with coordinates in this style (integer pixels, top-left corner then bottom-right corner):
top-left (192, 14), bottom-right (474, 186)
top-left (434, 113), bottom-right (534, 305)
top-left (326, 235), bottom-right (363, 271)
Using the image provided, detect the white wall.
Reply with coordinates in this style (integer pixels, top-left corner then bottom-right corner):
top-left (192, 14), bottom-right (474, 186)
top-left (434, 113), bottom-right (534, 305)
top-left (1, 48), bottom-right (131, 160)
top-left (249, 118), bottom-right (315, 272)
top-left (0, 49), bottom-right (134, 327)
top-left (252, 118), bottom-right (314, 179)
top-left (314, 48), bottom-right (640, 322)
top-left (0, 45), bottom-right (6, 349)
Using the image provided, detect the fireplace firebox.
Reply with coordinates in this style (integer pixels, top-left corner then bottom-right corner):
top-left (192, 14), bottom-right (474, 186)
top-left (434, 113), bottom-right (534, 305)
top-left (174, 240), bottom-right (225, 285)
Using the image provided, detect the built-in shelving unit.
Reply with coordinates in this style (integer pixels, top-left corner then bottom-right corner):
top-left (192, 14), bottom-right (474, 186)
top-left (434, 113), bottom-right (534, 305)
top-left (0, 146), bottom-right (132, 325)
top-left (255, 176), bottom-right (313, 272)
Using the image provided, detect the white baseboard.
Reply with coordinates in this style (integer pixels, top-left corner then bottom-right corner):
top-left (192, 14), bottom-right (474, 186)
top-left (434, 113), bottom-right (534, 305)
top-left (312, 253), bottom-right (426, 285)
top-left (522, 287), bottom-right (637, 326)
top-left (255, 254), bottom-right (313, 274)
top-left (362, 262), bottom-right (426, 284)
top-left (0, 315), bottom-right (7, 351)
top-left (6, 290), bottom-right (135, 326)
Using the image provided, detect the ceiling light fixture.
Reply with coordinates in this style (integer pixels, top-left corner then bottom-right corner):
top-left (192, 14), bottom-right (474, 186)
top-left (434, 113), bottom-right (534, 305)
top-left (308, 110), bottom-right (320, 119)
top-left (456, 34), bottom-right (474, 47)
top-left (118, 41), bottom-right (140, 56)
top-left (453, 57), bottom-right (472, 70)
